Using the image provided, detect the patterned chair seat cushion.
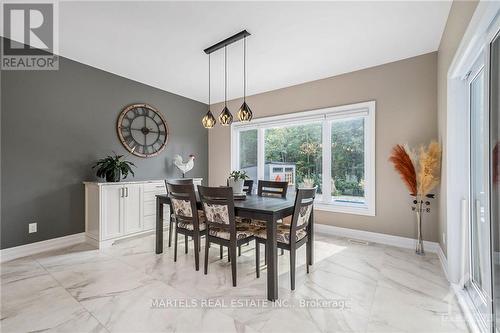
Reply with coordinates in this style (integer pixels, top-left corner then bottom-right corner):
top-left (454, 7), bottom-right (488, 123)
top-left (235, 216), bottom-right (247, 223)
top-left (177, 211), bottom-right (206, 231)
top-left (177, 221), bottom-right (207, 231)
top-left (208, 222), bottom-right (262, 240)
top-left (255, 224), bottom-right (307, 244)
top-left (247, 219), bottom-right (285, 227)
top-left (248, 219), bottom-right (267, 228)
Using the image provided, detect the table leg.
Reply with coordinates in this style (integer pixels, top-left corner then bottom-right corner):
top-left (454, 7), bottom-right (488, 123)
top-left (168, 218), bottom-right (173, 247)
top-left (307, 208), bottom-right (314, 265)
top-left (155, 197), bottom-right (164, 254)
top-left (266, 214), bottom-right (278, 301)
top-left (194, 231), bottom-right (200, 271)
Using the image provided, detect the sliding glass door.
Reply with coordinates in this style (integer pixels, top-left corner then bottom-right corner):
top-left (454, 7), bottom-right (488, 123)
top-left (450, 9), bottom-right (500, 332)
top-left (467, 22), bottom-right (500, 333)
top-left (466, 55), bottom-right (492, 330)
top-left (490, 29), bottom-right (500, 333)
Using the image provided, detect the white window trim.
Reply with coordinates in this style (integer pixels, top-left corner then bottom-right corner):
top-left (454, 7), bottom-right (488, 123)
top-left (231, 101), bottom-right (376, 216)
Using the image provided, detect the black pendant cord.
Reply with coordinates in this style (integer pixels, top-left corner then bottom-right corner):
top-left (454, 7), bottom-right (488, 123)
top-left (208, 53), bottom-right (211, 108)
top-left (224, 45), bottom-right (227, 107)
top-left (243, 36), bottom-right (246, 102)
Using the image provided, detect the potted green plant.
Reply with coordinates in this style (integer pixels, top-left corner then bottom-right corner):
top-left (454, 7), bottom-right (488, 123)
top-left (93, 153), bottom-right (136, 182)
top-left (228, 170), bottom-right (249, 194)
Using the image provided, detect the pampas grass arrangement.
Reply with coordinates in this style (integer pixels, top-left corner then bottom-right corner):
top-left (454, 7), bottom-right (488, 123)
top-left (388, 145), bottom-right (417, 195)
top-left (389, 140), bottom-right (442, 255)
top-left (389, 140), bottom-right (441, 197)
top-left (417, 141), bottom-right (442, 196)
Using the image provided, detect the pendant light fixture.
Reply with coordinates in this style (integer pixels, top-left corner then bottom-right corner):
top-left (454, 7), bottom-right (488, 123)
top-left (202, 54), bottom-right (216, 128)
top-left (218, 45), bottom-right (233, 126)
top-left (202, 30), bottom-right (251, 128)
top-left (237, 36), bottom-right (253, 122)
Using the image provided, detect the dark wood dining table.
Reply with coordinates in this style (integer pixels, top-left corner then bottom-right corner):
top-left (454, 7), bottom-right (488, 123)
top-left (155, 193), bottom-right (314, 301)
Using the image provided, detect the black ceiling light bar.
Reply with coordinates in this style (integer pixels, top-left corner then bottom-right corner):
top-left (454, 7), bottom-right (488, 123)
top-left (203, 30), bottom-right (251, 55)
top-left (201, 30), bottom-right (253, 128)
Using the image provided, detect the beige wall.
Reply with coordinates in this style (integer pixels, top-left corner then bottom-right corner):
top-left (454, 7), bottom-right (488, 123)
top-left (209, 52), bottom-right (440, 242)
top-left (437, 0), bottom-right (478, 256)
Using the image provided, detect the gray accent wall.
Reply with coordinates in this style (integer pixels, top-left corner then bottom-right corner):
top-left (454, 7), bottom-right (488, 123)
top-left (1, 55), bottom-right (208, 249)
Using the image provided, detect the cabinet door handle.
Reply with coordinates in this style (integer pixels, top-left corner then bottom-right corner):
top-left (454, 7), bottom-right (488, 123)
top-left (121, 188), bottom-right (124, 197)
top-left (125, 187), bottom-right (129, 197)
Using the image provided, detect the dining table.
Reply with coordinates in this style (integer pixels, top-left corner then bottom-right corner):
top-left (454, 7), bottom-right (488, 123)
top-left (155, 193), bottom-right (314, 301)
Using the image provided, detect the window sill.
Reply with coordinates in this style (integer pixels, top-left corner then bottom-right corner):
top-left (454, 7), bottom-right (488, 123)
top-left (314, 201), bottom-right (375, 217)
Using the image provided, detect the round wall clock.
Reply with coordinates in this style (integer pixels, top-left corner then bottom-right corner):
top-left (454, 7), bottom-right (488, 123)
top-left (117, 104), bottom-right (169, 158)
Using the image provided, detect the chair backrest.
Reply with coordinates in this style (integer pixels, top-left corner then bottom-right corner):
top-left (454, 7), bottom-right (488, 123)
top-left (257, 180), bottom-right (288, 198)
top-left (243, 179), bottom-right (254, 195)
top-left (166, 178), bottom-right (194, 186)
top-left (166, 182), bottom-right (202, 231)
top-left (289, 187), bottom-right (316, 244)
top-left (198, 186), bottom-right (236, 239)
top-left (165, 178), bottom-right (194, 195)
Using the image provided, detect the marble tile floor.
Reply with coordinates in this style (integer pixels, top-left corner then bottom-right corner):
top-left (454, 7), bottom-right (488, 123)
top-left (0, 231), bottom-right (469, 333)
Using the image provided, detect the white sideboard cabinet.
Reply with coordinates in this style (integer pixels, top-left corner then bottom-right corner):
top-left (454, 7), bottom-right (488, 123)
top-left (84, 179), bottom-right (202, 248)
top-left (84, 180), bottom-right (169, 248)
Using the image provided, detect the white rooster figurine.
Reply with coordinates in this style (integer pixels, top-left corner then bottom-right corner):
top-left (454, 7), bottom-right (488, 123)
top-left (173, 154), bottom-right (195, 178)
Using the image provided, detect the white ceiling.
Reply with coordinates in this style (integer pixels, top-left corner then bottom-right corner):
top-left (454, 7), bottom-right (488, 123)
top-left (57, 1), bottom-right (451, 104)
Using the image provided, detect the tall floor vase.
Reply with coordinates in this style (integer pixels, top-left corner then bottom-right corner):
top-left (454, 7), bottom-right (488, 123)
top-left (415, 199), bottom-right (424, 255)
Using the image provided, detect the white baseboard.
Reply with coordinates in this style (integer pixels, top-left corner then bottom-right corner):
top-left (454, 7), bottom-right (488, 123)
top-left (85, 235), bottom-right (99, 248)
top-left (315, 223), bottom-right (440, 253)
top-left (437, 245), bottom-right (449, 280)
top-left (86, 227), bottom-right (169, 249)
top-left (0, 233), bottom-right (86, 263)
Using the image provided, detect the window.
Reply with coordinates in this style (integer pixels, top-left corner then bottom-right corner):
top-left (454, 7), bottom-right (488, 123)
top-left (232, 101), bottom-right (375, 216)
top-left (238, 129), bottom-right (258, 184)
top-left (331, 117), bottom-right (365, 204)
top-left (265, 123), bottom-right (322, 192)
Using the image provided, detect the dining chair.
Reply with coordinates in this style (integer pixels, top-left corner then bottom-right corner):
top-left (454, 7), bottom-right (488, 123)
top-left (238, 178), bottom-right (254, 254)
top-left (257, 180), bottom-right (288, 198)
top-left (224, 179), bottom-right (253, 194)
top-left (254, 187), bottom-right (316, 290)
top-left (224, 178), bottom-right (254, 257)
top-left (243, 180), bottom-right (254, 195)
top-left (165, 178), bottom-right (195, 248)
top-left (198, 186), bottom-right (260, 286)
top-left (256, 180), bottom-right (289, 255)
top-left (166, 182), bottom-right (206, 271)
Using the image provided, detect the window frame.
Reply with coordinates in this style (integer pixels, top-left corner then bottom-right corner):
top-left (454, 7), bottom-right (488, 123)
top-left (231, 101), bottom-right (376, 216)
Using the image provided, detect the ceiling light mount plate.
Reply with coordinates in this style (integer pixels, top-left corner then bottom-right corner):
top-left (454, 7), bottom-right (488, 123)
top-left (204, 30), bottom-right (251, 55)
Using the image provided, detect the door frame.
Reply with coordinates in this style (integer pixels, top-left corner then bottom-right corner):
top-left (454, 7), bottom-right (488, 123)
top-left (447, 3), bottom-right (500, 332)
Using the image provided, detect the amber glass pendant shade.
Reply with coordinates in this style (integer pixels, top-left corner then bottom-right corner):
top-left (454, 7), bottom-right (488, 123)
top-left (219, 106), bottom-right (233, 126)
top-left (237, 101), bottom-right (253, 122)
top-left (202, 109), bottom-right (216, 128)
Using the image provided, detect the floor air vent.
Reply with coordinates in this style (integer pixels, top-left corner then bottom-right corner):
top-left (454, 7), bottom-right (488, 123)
top-left (347, 239), bottom-right (370, 245)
